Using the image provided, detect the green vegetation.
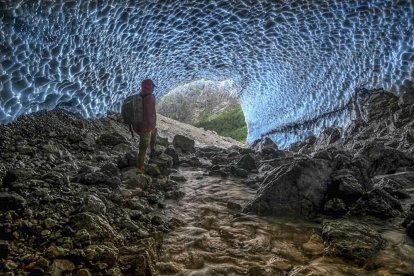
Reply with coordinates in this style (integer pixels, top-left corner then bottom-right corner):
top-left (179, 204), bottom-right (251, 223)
top-left (195, 105), bottom-right (247, 142)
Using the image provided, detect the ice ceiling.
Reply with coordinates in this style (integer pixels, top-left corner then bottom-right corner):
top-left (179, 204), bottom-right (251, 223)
top-left (1, 0), bottom-right (413, 146)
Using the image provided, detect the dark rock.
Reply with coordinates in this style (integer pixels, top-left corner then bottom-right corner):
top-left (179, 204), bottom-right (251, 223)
top-left (97, 132), bottom-right (128, 146)
top-left (77, 172), bottom-right (121, 188)
top-left (100, 162), bottom-right (120, 177)
top-left (227, 201), bottom-right (242, 212)
top-left (0, 192), bottom-right (26, 211)
top-left (328, 170), bottom-right (365, 205)
top-left (145, 164), bottom-right (161, 177)
top-left (373, 173), bottom-right (413, 199)
top-left (164, 147), bottom-right (179, 167)
top-left (360, 90), bottom-right (399, 122)
top-left (323, 198), bottom-right (347, 217)
top-left (398, 89), bottom-right (414, 108)
top-left (123, 170), bottom-right (152, 189)
top-left (169, 174), bottom-right (187, 182)
top-left (230, 166), bottom-right (249, 178)
top-left (82, 195), bottom-right (107, 214)
top-left (70, 212), bottom-right (122, 242)
top-left (173, 134), bottom-right (195, 153)
top-left (350, 188), bottom-right (404, 219)
top-left (253, 137), bottom-right (278, 152)
top-left (357, 142), bottom-right (413, 176)
top-left (209, 169), bottom-right (229, 178)
top-left (157, 136), bottom-right (170, 147)
top-left (402, 203), bottom-right (414, 239)
top-left (150, 153), bottom-right (173, 175)
top-left (244, 158), bottom-right (333, 217)
top-left (0, 241), bottom-right (10, 258)
top-left (2, 169), bottom-right (18, 187)
top-left (236, 154), bottom-right (257, 171)
top-left (315, 127), bottom-right (341, 149)
top-left (322, 220), bottom-right (386, 263)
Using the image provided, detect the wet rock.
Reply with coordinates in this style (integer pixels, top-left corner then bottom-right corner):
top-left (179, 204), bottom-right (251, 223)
top-left (402, 203), bottom-right (414, 239)
top-left (173, 134), bottom-right (195, 153)
top-left (0, 192), bottom-right (26, 211)
top-left (236, 154), bottom-right (257, 172)
top-left (117, 151), bottom-right (138, 169)
top-left (77, 171), bottom-right (121, 188)
top-left (322, 220), bottom-right (386, 262)
top-left (350, 188), bottom-right (404, 219)
top-left (357, 142), bottom-right (413, 176)
top-left (244, 158), bottom-right (333, 217)
top-left (123, 169), bottom-right (152, 189)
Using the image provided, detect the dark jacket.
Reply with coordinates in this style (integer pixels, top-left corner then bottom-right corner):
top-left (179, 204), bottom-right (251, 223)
top-left (133, 79), bottom-right (156, 133)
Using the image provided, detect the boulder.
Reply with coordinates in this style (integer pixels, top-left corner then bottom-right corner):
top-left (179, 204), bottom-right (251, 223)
top-left (350, 188), bottom-right (404, 219)
top-left (243, 158), bottom-right (333, 217)
top-left (236, 154), bottom-right (257, 171)
top-left (173, 135), bottom-right (195, 153)
top-left (356, 142), bottom-right (413, 176)
top-left (322, 220), bottom-right (385, 263)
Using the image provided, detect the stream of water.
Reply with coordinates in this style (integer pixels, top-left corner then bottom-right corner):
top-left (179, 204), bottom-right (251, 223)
top-left (156, 168), bottom-right (414, 275)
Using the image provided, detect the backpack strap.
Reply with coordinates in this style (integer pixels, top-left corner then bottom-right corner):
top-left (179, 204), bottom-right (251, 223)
top-left (129, 124), bottom-right (135, 140)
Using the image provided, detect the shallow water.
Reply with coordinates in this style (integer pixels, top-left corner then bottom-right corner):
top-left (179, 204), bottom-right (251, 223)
top-left (157, 168), bottom-right (414, 275)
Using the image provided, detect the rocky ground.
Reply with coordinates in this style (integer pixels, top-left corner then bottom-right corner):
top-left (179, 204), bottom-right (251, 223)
top-left (0, 88), bottom-right (413, 275)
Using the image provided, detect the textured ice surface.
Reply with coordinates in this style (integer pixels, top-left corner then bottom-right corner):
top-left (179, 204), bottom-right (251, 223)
top-left (0, 0), bottom-right (413, 147)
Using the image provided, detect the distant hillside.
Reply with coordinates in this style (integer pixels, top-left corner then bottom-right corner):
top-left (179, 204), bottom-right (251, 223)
top-left (157, 80), bottom-right (247, 142)
top-left (195, 106), bottom-right (247, 142)
top-left (157, 80), bottom-right (239, 125)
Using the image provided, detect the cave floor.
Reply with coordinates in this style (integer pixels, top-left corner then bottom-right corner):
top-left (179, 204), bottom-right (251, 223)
top-left (156, 168), bottom-right (414, 275)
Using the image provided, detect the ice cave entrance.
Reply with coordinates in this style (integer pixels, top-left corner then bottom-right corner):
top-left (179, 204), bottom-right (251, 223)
top-left (157, 79), bottom-right (248, 143)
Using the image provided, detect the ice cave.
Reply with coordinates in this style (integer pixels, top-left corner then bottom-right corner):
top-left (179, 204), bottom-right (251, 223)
top-left (1, 0), bottom-right (413, 146)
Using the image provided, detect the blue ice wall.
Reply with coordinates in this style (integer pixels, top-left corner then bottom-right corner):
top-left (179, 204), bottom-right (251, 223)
top-left (1, 0), bottom-right (413, 147)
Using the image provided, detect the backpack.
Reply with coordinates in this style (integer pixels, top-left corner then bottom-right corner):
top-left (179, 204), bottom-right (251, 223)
top-left (121, 95), bottom-right (145, 139)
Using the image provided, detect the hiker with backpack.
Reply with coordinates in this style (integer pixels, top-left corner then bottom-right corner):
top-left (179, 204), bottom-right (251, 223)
top-left (122, 79), bottom-right (158, 174)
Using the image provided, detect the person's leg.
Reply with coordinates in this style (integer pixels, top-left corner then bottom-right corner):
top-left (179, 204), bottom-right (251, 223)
top-left (150, 128), bottom-right (157, 153)
top-left (137, 132), bottom-right (150, 173)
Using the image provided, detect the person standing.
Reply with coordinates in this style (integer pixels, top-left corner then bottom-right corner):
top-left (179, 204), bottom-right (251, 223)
top-left (133, 79), bottom-right (157, 174)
